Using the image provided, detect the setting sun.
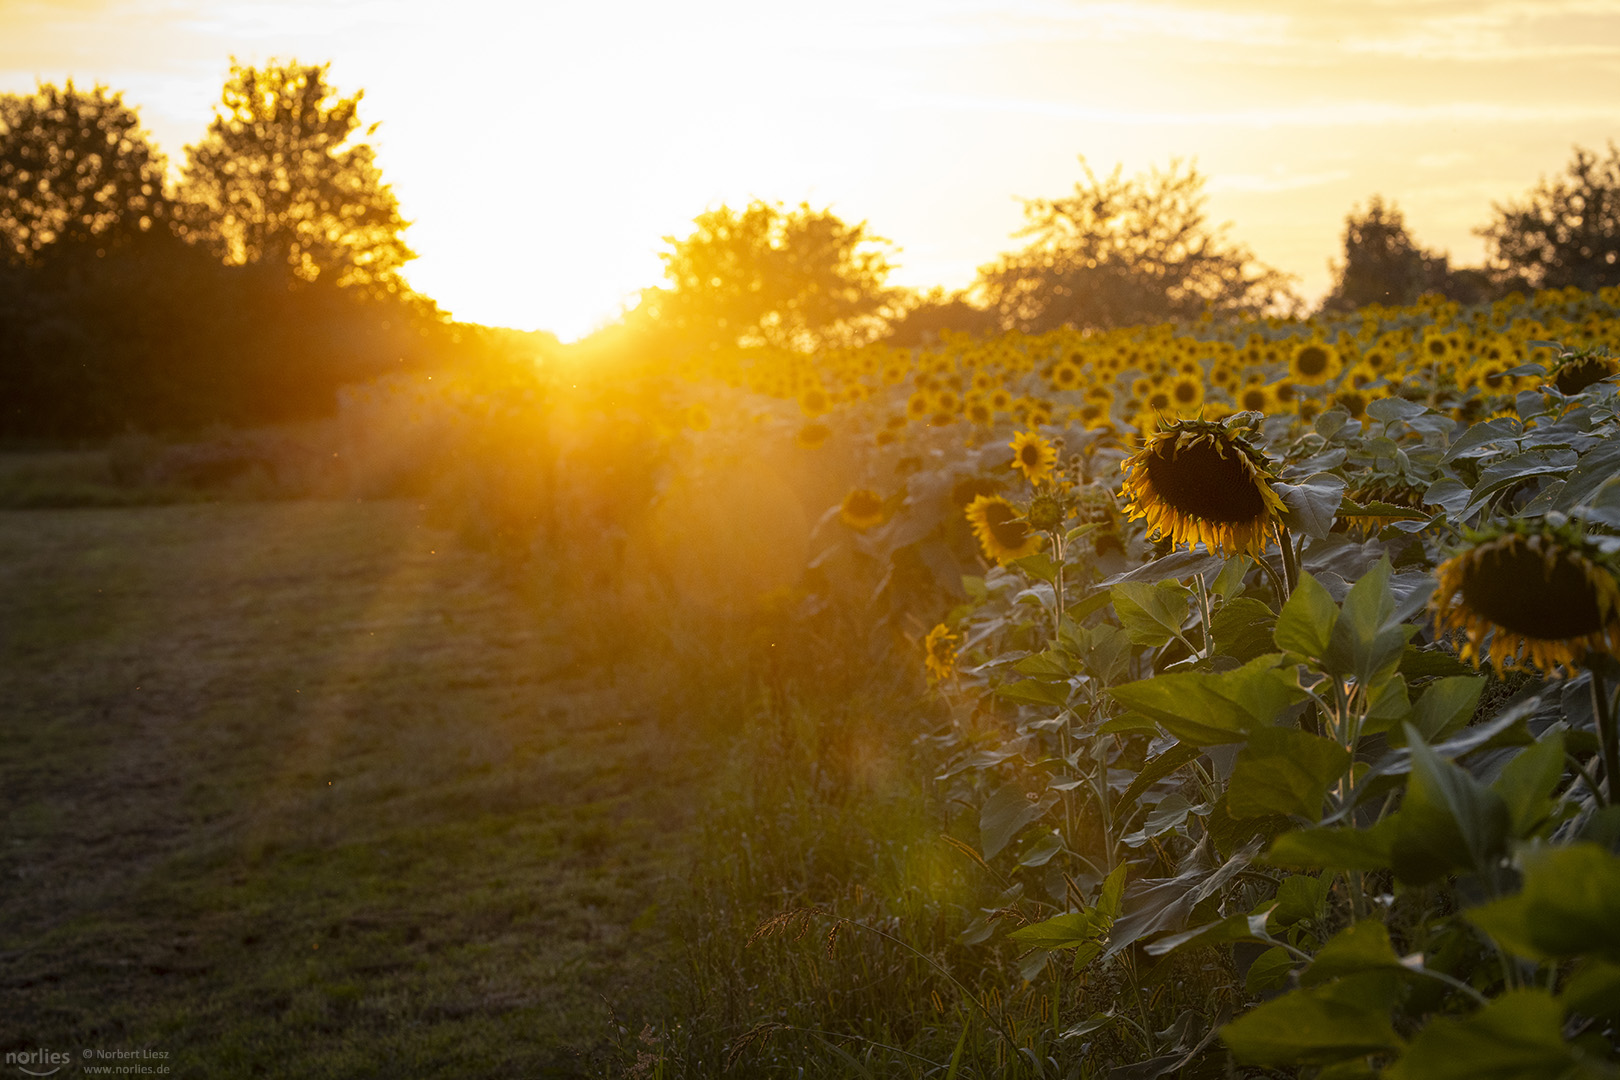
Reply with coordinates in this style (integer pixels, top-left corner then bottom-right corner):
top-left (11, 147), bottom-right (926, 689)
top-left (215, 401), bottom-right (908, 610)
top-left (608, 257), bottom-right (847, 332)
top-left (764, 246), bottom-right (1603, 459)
top-left (5, 0), bottom-right (1619, 337)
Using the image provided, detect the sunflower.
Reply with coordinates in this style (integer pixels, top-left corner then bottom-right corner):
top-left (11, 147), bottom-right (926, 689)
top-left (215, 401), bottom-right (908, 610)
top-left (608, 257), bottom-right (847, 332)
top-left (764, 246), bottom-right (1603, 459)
top-left (1170, 374), bottom-right (1204, 413)
top-left (1236, 383), bottom-right (1273, 414)
top-left (796, 421), bottom-right (832, 449)
top-left (840, 488), bottom-right (888, 531)
top-left (1010, 431), bottom-right (1058, 485)
top-left (965, 494), bottom-right (1042, 564)
top-left (798, 385), bottom-right (831, 417)
top-left (923, 623), bottom-right (959, 682)
top-left (1553, 352), bottom-right (1618, 395)
top-left (1432, 520), bottom-right (1620, 677)
top-left (1119, 418), bottom-right (1284, 557)
top-left (1289, 341), bottom-right (1341, 386)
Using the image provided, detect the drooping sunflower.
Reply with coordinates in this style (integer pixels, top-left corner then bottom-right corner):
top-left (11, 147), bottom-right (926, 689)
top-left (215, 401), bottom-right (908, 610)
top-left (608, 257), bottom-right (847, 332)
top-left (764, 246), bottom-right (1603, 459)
top-left (1010, 431), bottom-right (1058, 485)
top-left (1553, 351), bottom-right (1618, 395)
top-left (1432, 520), bottom-right (1620, 677)
top-left (840, 488), bottom-right (888, 531)
top-left (965, 494), bottom-right (1043, 564)
top-left (1119, 418), bottom-right (1284, 556)
top-left (923, 623), bottom-right (959, 682)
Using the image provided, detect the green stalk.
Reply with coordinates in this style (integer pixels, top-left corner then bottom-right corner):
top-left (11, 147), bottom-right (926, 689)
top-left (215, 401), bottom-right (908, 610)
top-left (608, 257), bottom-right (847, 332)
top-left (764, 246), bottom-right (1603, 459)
top-left (1590, 659), bottom-right (1619, 807)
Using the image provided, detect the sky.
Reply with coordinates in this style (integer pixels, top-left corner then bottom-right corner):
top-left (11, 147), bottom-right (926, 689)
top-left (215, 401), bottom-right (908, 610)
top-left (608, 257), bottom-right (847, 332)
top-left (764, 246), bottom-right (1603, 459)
top-left (3, 0), bottom-right (1619, 340)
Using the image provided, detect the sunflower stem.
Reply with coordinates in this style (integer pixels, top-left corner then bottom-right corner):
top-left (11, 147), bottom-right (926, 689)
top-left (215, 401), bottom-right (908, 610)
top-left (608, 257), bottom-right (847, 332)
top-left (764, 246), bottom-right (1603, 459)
top-left (1193, 572), bottom-right (1214, 660)
top-left (1274, 523), bottom-right (1300, 596)
top-left (1590, 659), bottom-right (1619, 807)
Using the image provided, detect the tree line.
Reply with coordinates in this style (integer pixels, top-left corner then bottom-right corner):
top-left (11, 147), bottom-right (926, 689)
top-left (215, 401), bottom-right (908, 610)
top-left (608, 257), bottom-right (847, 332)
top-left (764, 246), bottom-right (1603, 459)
top-left (634, 146), bottom-right (1620, 356)
top-left (4, 58), bottom-right (1618, 438)
top-left (0, 62), bottom-right (465, 440)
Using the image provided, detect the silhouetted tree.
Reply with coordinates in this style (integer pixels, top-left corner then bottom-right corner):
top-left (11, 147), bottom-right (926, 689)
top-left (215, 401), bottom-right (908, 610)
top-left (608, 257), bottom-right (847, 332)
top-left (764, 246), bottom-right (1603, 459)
top-left (1319, 196), bottom-right (1450, 312)
top-left (884, 287), bottom-right (998, 346)
top-left (179, 60), bottom-right (413, 291)
top-left (637, 200), bottom-right (898, 354)
top-left (1480, 142), bottom-right (1620, 292)
top-left (977, 158), bottom-right (1294, 333)
top-left (0, 82), bottom-right (170, 263)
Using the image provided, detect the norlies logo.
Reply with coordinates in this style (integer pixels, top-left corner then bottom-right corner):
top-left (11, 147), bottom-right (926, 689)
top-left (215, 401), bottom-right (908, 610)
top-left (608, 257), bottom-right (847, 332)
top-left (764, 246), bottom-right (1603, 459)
top-left (4, 1049), bottom-right (70, 1077)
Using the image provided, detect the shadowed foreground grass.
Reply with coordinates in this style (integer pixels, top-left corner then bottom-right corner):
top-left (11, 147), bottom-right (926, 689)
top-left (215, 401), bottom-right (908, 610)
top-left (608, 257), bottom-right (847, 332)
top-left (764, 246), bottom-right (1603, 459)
top-left (0, 500), bottom-right (700, 1078)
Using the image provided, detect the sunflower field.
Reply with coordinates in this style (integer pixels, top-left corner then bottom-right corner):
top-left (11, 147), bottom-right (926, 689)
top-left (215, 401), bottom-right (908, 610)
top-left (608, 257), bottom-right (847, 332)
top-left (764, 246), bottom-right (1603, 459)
top-left (354, 284), bottom-right (1620, 1076)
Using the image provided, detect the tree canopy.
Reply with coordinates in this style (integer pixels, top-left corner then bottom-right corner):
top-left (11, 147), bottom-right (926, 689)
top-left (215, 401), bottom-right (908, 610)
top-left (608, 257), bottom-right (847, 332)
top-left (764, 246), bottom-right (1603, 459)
top-left (1319, 195), bottom-right (1450, 313)
top-left (976, 158), bottom-right (1295, 333)
top-left (179, 60), bottom-right (413, 291)
top-left (1480, 142), bottom-right (1620, 292)
top-left (0, 82), bottom-right (170, 263)
top-left (637, 200), bottom-right (898, 354)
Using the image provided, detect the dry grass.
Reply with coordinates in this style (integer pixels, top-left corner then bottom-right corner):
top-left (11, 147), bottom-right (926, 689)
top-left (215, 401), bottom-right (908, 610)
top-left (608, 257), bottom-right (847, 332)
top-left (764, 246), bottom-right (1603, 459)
top-left (0, 500), bottom-right (700, 1077)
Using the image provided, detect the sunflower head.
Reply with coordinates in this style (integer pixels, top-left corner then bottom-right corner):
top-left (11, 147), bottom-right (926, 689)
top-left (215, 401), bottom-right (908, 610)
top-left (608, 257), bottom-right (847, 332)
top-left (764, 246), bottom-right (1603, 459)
top-left (1290, 341), bottom-right (1341, 386)
top-left (796, 421), bottom-right (832, 449)
top-left (1026, 493), bottom-right (1067, 532)
top-left (1009, 431), bottom-right (1059, 485)
top-left (840, 488), bottom-right (888, 531)
top-left (923, 623), bottom-right (960, 682)
top-left (1553, 350), bottom-right (1618, 396)
top-left (965, 494), bottom-right (1043, 565)
top-left (1432, 519), bottom-right (1620, 677)
top-left (1119, 418), bottom-right (1284, 557)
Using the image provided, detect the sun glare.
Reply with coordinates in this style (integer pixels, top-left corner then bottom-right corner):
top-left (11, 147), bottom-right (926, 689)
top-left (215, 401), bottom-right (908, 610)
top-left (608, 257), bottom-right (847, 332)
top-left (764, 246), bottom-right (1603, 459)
top-left (2, 0), bottom-right (1618, 337)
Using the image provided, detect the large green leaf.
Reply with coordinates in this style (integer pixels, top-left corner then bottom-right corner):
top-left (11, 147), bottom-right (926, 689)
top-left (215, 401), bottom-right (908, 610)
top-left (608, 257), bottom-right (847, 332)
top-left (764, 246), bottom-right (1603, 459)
top-left (1222, 974), bottom-right (1403, 1067)
top-left (995, 678), bottom-right (1072, 708)
top-left (1006, 910), bottom-right (1106, 950)
top-left (1391, 726), bottom-right (1510, 886)
top-left (1227, 725), bottom-right (1352, 822)
top-left (1276, 473), bottom-right (1346, 540)
top-left (1107, 654), bottom-right (1307, 747)
top-left (1273, 571), bottom-right (1338, 660)
top-left (1111, 579), bottom-right (1193, 648)
top-left (979, 785), bottom-right (1050, 860)
top-left (1324, 559), bottom-right (1416, 684)
top-left (1145, 906), bottom-right (1276, 957)
top-left (1406, 676), bottom-right (1486, 743)
top-left (1300, 921), bottom-right (1406, 987)
top-left (1466, 843), bottom-right (1620, 962)
top-left (1461, 448), bottom-right (1578, 519)
top-left (1266, 820), bottom-right (1398, 872)
top-left (1271, 873), bottom-right (1333, 926)
top-left (1561, 958), bottom-right (1620, 1019)
top-left (1211, 597), bottom-right (1278, 663)
top-left (1386, 989), bottom-right (1598, 1080)
top-left (1491, 731), bottom-right (1566, 838)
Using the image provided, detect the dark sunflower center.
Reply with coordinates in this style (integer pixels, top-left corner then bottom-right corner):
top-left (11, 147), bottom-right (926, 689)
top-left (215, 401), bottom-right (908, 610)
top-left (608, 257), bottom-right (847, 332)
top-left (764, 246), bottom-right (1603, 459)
top-left (1143, 440), bottom-right (1268, 524)
top-left (1296, 346), bottom-right (1329, 376)
top-left (1555, 357), bottom-right (1617, 395)
top-left (984, 502), bottom-right (1031, 549)
top-left (1428, 339), bottom-right (1447, 356)
top-left (1460, 541), bottom-right (1607, 640)
top-left (1020, 444), bottom-right (1043, 468)
top-left (1241, 388), bottom-right (1267, 411)
top-left (847, 491), bottom-right (882, 517)
top-left (1174, 381), bottom-right (1198, 403)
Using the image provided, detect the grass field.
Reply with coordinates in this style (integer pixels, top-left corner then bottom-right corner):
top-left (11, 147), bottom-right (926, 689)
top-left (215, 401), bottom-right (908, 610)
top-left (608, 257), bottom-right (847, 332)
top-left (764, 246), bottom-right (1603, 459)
top-left (0, 499), bottom-right (706, 1077)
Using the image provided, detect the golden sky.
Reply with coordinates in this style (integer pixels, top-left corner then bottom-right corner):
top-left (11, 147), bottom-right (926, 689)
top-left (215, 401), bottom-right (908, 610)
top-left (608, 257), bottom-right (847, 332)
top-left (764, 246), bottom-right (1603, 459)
top-left (4, 0), bottom-right (1619, 339)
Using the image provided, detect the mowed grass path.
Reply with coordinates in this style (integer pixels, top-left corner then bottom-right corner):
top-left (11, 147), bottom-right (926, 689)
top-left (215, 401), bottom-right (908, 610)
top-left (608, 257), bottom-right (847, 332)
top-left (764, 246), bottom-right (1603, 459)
top-left (1, 501), bottom-right (698, 1078)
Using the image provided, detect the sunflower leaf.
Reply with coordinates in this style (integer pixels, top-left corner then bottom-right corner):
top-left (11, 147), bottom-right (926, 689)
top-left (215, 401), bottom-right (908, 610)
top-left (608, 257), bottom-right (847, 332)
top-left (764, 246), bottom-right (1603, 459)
top-left (1275, 473), bottom-right (1345, 540)
top-left (1228, 726), bottom-right (1353, 822)
top-left (1111, 580), bottom-right (1193, 648)
top-left (1107, 654), bottom-right (1307, 746)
